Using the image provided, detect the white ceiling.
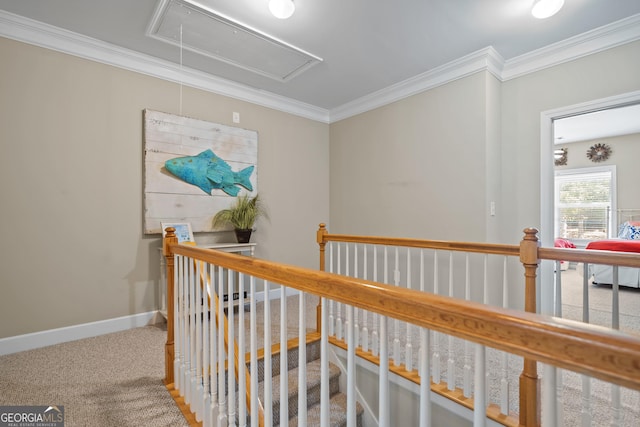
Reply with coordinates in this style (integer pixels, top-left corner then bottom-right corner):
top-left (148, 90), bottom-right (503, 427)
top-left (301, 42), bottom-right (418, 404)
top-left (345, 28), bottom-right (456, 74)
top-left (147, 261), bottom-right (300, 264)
top-left (554, 103), bottom-right (640, 144)
top-left (1, 0), bottom-right (640, 111)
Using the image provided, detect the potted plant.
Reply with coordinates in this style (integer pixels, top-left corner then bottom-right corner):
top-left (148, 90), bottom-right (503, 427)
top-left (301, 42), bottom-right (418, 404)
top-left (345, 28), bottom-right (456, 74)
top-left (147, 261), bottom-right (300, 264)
top-left (212, 194), bottom-right (267, 243)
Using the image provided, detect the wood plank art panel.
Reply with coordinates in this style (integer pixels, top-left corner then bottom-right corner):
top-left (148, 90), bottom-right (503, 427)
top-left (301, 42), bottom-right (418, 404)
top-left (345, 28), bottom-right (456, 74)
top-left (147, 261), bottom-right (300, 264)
top-left (144, 109), bottom-right (258, 234)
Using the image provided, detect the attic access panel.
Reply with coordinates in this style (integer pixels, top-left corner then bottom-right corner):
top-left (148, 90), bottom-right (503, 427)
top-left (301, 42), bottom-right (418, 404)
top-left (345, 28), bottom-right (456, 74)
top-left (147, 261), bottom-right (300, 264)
top-left (147, 0), bottom-right (322, 82)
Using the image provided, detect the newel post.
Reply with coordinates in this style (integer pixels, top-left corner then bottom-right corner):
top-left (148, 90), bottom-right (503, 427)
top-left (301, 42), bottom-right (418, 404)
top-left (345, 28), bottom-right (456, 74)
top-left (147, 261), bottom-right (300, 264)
top-left (316, 223), bottom-right (328, 333)
top-left (163, 227), bottom-right (178, 385)
top-left (519, 228), bottom-right (541, 427)
top-left (317, 223), bottom-right (328, 272)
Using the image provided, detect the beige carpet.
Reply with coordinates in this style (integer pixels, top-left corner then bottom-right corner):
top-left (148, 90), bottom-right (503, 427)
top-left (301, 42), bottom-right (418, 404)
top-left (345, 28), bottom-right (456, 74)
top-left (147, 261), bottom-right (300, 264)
top-left (0, 324), bottom-right (188, 427)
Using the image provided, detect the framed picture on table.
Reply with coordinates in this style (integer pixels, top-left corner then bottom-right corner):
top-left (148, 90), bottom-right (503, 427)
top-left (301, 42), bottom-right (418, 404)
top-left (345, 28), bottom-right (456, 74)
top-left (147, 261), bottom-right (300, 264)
top-left (161, 222), bottom-right (195, 244)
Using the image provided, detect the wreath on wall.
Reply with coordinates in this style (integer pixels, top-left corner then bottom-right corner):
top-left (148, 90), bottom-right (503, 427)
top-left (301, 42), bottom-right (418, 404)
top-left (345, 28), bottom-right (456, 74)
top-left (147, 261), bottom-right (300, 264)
top-left (586, 143), bottom-right (612, 162)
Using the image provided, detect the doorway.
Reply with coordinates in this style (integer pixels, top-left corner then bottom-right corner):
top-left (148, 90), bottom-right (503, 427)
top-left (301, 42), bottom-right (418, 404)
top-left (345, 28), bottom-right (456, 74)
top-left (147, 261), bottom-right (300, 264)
top-left (538, 90), bottom-right (640, 314)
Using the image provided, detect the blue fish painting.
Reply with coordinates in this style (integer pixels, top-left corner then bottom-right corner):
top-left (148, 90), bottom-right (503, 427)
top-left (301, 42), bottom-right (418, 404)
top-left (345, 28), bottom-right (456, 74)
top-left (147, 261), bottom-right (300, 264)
top-left (164, 149), bottom-right (254, 196)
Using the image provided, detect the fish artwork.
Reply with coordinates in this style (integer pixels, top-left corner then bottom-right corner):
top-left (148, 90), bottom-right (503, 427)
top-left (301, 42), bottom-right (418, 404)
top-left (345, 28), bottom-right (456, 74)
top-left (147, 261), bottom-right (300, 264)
top-left (164, 149), bottom-right (254, 196)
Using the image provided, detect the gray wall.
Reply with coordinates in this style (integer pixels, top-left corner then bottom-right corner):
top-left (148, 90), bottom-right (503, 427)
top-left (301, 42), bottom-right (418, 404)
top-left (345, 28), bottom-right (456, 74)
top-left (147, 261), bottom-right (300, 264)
top-left (0, 37), bottom-right (330, 338)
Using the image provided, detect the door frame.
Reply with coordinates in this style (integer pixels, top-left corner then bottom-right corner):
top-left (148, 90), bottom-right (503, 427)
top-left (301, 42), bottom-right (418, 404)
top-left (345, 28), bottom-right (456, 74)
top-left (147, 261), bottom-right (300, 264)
top-left (538, 89), bottom-right (640, 314)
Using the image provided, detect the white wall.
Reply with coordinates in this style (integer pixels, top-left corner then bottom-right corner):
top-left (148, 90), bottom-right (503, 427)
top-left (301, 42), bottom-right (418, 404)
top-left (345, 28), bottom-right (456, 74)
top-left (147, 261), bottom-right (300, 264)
top-left (0, 37), bottom-right (330, 339)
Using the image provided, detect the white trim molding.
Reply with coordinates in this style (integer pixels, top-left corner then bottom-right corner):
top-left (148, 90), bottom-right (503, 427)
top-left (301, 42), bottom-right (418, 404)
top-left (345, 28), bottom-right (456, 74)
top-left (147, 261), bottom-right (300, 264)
top-left (0, 311), bottom-right (162, 356)
top-left (329, 47), bottom-right (505, 123)
top-left (503, 13), bottom-right (640, 81)
top-left (1, 9), bottom-right (638, 123)
top-left (0, 10), bottom-right (330, 123)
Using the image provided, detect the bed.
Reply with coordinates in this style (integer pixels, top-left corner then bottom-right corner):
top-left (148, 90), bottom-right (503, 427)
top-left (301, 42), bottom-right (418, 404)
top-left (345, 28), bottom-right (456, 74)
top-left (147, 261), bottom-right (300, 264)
top-left (587, 209), bottom-right (640, 288)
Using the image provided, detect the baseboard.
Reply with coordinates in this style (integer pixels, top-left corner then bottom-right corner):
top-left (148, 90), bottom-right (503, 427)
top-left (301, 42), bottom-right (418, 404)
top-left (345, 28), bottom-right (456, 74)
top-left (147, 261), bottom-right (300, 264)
top-left (0, 311), bottom-right (162, 356)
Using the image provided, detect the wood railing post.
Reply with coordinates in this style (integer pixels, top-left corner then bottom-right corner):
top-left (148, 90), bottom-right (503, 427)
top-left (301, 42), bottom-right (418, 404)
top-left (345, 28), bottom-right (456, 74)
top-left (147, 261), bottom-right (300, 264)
top-left (163, 227), bottom-right (178, 385)
top-left (317, 223), bottom-right (328, 272)
top-left (316, 223), bottom-right (328, 333)
top-left (518, 228), bottom-right (541, 427)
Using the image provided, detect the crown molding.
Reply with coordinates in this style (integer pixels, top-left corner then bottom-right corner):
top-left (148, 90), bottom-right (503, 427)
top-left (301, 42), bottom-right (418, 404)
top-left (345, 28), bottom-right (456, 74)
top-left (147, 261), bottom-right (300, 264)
top-left (1, 10), bottom-right (638, 124)
top-left (329, 47), bottom-right (505, 123)
top-left (0, 10), bottom-right (330, 123)
top-left (502, 13), bottom-right (640, 81)
top-left (330, 14), bottom-right (640, 121)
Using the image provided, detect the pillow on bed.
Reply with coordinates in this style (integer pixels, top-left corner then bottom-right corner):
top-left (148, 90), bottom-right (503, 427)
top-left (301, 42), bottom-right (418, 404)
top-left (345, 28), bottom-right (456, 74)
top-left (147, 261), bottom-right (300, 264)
top-left (619, 222), bottom-right (640, 239)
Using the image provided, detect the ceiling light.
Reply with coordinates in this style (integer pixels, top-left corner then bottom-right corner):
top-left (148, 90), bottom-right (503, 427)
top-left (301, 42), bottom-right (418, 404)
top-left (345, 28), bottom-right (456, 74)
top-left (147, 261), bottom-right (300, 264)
top-left (269, 0), bottom-right (295, 19)
top-left (531, 0), bottom-right (565, 19)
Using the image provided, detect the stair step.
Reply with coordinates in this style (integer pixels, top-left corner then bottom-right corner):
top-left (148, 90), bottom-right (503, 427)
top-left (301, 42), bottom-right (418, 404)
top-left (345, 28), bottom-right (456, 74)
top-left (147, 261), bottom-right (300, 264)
top-left (254, 338), bottom-right (322, 382)
top-left (288, 392), bottom-right (364, 427)
top-left (258, 359), bottom-right (341, 423)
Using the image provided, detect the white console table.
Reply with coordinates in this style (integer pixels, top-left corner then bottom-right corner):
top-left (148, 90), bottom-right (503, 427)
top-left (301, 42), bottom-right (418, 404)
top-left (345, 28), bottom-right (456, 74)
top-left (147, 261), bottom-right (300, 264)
top-left (158, 242), bottom-right (256, 319)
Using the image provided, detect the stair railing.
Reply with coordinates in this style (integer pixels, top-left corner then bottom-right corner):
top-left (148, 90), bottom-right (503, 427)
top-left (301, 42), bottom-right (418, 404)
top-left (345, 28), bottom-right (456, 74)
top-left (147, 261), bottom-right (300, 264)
top-left (163, 227), bottom-right (640, 427)
top-left (316, 224), bottom-right (640, 427)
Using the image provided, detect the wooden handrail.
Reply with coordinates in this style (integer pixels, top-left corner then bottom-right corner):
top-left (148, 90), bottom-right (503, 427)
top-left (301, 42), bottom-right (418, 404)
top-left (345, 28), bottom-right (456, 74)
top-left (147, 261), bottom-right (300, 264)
top-left (168, 242), bottom-right (640, 392)
top-left (314, 225), bottom-right (640, 426)
top-left (316, 223), bottom-right (521, 257)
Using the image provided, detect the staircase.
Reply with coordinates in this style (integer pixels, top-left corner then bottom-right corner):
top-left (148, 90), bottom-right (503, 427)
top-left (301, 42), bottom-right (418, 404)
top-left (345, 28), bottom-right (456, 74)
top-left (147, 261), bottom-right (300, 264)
top-left (253, 337), bottom-right (364, 427)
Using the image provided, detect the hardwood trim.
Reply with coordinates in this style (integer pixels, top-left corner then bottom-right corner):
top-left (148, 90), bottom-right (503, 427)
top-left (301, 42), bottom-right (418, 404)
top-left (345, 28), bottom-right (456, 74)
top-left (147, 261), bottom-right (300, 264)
top-left (165, 383), bottom-right (202, 427)
top-left (163, 227), bottom-right (178, 386)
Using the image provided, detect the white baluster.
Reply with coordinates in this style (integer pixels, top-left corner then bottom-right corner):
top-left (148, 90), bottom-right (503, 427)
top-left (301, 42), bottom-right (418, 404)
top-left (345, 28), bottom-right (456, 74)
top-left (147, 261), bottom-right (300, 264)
top-left (201, 263), bottom-right (210, 426)
top-left (405, 248), bottom-right (413, 371)
top-left (418, 249), bottom-right (425, 378)
top-left (298, 291), bottom-right (307, 427)
top-left (188, 259), bottom-right (196, 406)
top-left (379, 312), bottom-right (390, 427)
top-left (581, 375), bottom-right (592, 426)
top-left (612, 266), bottom-right (620, 330)
top-left (361, 244), bottom-right (369, 352)
top-left (419, 327), bottom-right (431, 427)
top-left (320, 296), bottom-right (330, 427)
top-left (432, 251), bottom-right (441, 384)
top-left (180, 257), bottom-right (189, 401)
top-left (463, 255), bottom-right (472, 398)
top-left (393, 247), bottom-right (401, 366)
top-left (371, 245), bottom-right (379, 357)
top-left (447, 252), bottom-right (455, 391)
top-left (209, 264), bottom-right (219, 426)
top-left (263, 281), bottom-right (272, 427)
top-left (583, 262), bottom-right (590, 323)
top-left (217, 266), bottom-right (227, 426)
top-left (174, 255), bottom-right (182, 394)
top-left (353, 244), bottom-right (360, 349)
top-left (195, 261), bottom-right (203, 421)
top-left (238, 273), bottom-right (247, 427)
top-left (279, 285), bottom-right (288, 427)
top-left (343, 244), bottom-right (350, 341)
top-left (611, 383), bottom-right (621, 427)
top-left (181, 255), bottom-right (189, 397)
top-left (500, 257), bottom-right (510, 415)
top-left (347, 304), bottom-right (357, 426)
top-left (336, 244), bottom-right (343, 341)
top-left (542, 364), bottom-right (558, 427)
top-left (228, 270), bottom-right (236, 427)
top-left (328, 243), bottom-right (335, 337)
top-left (473, 344), bottom-right (487, 427)
top-left (555, 260), bottom-right (563, 317)
top-left (250, 277), bottom-right (258, 427)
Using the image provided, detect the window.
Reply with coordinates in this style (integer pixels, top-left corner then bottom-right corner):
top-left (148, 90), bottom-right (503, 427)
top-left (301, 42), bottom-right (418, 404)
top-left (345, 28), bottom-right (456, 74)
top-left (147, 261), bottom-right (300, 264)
top-left (554, 166), bottom-right (616, 242)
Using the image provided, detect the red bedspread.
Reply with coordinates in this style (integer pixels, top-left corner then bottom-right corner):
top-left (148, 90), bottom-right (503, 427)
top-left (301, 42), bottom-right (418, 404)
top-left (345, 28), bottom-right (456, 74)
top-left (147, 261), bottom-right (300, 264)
top-left (585, 239), bottom-right (640, 253)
